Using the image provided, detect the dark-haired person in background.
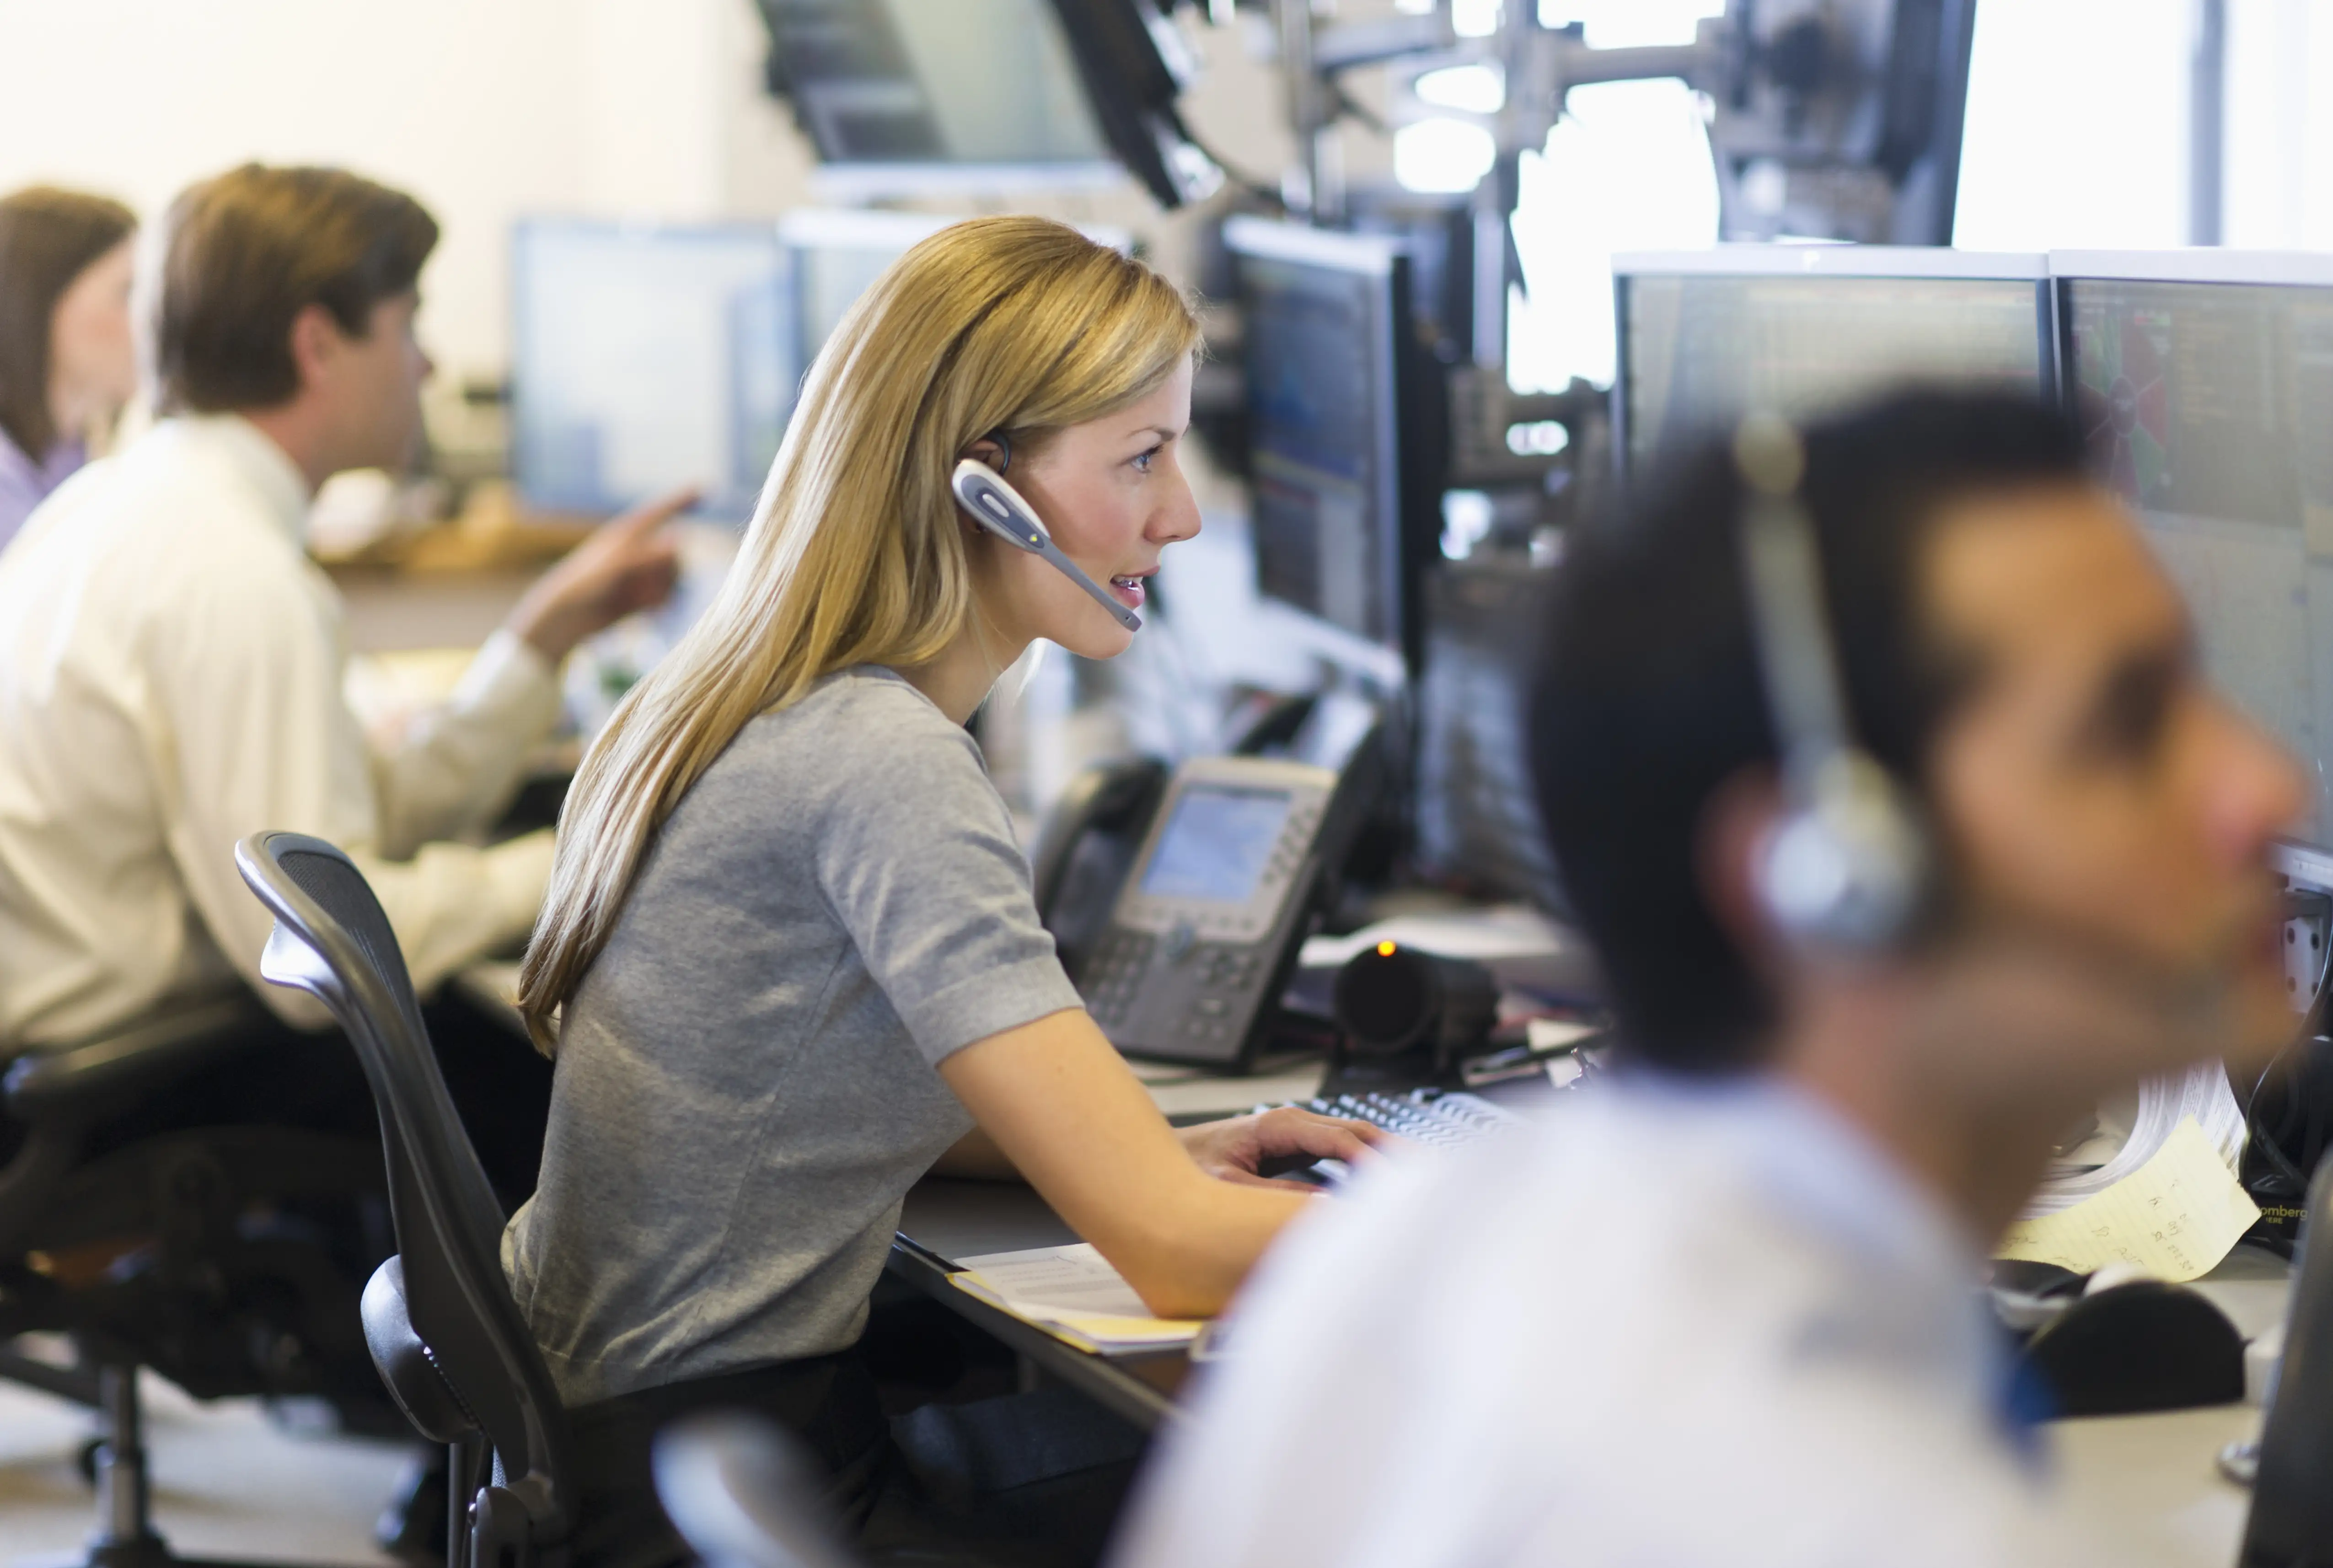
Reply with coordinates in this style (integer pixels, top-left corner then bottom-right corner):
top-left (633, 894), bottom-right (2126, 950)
top-left (0, 185), bottom-right (137, 551)
top-left (0, 164), bottom-right (680, 1201)
top-left (1113, 392), bottom-right (2304, 1567)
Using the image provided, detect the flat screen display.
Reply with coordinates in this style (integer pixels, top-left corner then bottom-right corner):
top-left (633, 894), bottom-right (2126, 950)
top-left (1240, 252), bottom-right (1401, 647)
top-left (2065, 275), bottom-right (2333, 842)
top-left (1139, 786), bottom-right (1294, 905)
top-left (511, 221), bottom-right (792, 520)
top-left (1623, 273), bottom-right (2050, 477)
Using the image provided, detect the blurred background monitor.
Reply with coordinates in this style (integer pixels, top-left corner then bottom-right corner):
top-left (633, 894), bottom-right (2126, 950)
top-left (754, 0), bottom-right (1218, 208)
top-left (1614, 247), bottom-right (2055, 481)
top-left (779, 208), bottom-right (960, 371)
top-left (780, 207), bottom-right (1134, 378)
top-left (2055, 252), bottom-right (2333, 847)
top-left (510, 218), bottom-right (792, 521)
top-left (1224, 215), bottom-right (1439, 674)
top-left (1412, 558), bottom-right (1566, 914)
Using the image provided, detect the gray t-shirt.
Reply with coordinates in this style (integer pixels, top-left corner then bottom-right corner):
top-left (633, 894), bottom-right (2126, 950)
top-left (502, 666), bottom-right (1082, 1404)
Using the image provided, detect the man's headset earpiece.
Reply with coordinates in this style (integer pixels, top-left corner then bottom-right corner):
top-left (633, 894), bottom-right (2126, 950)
top-left (951, 429), bottom-right (1142, 633)
top-left (1733, 413), bottom-right (1932, 954)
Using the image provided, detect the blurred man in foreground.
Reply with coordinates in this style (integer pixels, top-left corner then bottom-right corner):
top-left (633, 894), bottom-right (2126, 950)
top-left (1114, 393), bottom-right (2303, 1567)
top-left (0, 164), bottom-right (680, 1196)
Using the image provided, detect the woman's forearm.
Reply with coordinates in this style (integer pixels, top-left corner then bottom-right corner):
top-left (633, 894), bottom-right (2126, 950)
top-left (938, 1009), bottom-right (1324, 1316)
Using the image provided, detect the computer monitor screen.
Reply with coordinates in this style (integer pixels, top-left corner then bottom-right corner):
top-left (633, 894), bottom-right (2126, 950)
top-left (778, 209), bottom-right (1132, 390)
top-left (757, 0), bottom-right (1111, 169)
top-left (511, 220), bottom-right (791, 520)
top-left (778, 209), bottom-right (959, 373)
top-left (1413, 558), bottom-right (1566, 914)
top-left (1618, 252), bottom-right (2053, 477)
top-left (1227, 218), bottom-right (1418, 662)
top-left (2062, 262), bottom-right (2333, 842)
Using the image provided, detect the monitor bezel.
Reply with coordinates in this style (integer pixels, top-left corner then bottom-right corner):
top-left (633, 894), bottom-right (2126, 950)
top-left (509, 215), bottom-right (794, 521)
top-left (1610, 246), bottom-right (2049, 281)
top-left (1222, 216), bottom-right (1424, 672)
top-left (2048, 250), bottom-right (2333, 288)
top-left (1610, 249), bottom-right (2057, 484)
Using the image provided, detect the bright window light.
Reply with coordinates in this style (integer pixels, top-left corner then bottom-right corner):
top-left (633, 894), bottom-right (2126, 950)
top-left (1441, 490), bottom-right (1495, 559)
top-left (1507, 77), bottom-right (1720, 390)
top-left (1394, 118), bottom-right (1498, 194)
top-left (1952, 0), bottom-right (2189, 248)
top-left (1453, 0), bottom-right (1502, 39)
top-left (1539, 0), bottom-right (1720, 48)
top-left (1416, 63), bottom-right (1505, 115)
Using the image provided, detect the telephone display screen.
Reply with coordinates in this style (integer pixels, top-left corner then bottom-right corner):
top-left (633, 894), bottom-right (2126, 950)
top-left (1138, 786), bottom-right (1294, 905)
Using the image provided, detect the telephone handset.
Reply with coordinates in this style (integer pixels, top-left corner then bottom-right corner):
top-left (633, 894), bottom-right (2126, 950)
top-left (1053, 754), bottom-right (1353, 1069)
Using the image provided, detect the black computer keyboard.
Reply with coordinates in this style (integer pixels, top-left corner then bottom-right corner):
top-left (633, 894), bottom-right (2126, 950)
top-left (1265, 1088), bottom-right (1525, 1182)
top-left (1298, 1088), bottom-right (1524, 1144)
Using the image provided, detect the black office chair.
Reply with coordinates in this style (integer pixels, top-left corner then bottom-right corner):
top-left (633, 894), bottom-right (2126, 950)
top-left (0, 993), bottom-right (384, 1568)
top-left (235, 831), bottom-right (575, 1568)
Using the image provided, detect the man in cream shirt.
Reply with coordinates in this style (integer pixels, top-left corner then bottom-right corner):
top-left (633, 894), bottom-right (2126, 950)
top-left (0, 165), bottom-right (679, 1116)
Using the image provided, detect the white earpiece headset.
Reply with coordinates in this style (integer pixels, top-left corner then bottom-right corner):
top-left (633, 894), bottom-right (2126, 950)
top-left (1734, 412), bottom-right (1932, 953)
top-left (951, 432), bottom-right (1142, 633)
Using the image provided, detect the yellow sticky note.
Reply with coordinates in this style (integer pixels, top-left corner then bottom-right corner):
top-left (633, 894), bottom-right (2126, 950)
top-left (1996, 1115), bottom-right (2260, 1283)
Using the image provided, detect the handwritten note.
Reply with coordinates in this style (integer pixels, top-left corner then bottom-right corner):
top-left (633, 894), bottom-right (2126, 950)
top-left (1996, 1115), bottom-right (2260, 1282)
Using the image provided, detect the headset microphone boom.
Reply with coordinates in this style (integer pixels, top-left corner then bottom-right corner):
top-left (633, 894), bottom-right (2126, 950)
top-left (952, 458), bottom-right (1143, 633)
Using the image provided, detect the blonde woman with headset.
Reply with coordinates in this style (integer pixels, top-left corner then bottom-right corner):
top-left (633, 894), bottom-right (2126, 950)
top-left (507, 217), bottom-right (1379, 1562)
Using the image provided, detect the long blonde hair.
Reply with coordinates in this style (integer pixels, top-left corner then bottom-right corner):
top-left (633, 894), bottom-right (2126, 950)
top-left (517, 216), bottom-right (1200, 1050)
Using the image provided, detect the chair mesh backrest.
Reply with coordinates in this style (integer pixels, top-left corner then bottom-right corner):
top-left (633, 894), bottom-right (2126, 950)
top-left (244, 834), bottom-right (569, 1512)
top-left (275, 848), bottom-right (499, 1229)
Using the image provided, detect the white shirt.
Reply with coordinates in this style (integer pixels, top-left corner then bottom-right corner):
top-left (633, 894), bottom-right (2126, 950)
top-left (0, 414), bottom-right (559, 1044)
top-left (1114, 1072), bottom-right (2155, 1568)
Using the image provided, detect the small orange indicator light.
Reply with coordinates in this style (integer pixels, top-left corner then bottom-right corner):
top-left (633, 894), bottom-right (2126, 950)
top-left (1376, 940), bottom-right (1398, 957)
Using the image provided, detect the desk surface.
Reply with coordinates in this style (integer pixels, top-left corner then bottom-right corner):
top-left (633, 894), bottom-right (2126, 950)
top-left (892, 1179), bottom-right (1186, 1429)
top-left (894, 1171), bottom-right (2292, 1566)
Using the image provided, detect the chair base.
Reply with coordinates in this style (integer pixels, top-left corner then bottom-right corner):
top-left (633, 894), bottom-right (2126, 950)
top-left (11, 1363), bottom-right (340, 1568)
top-left (17, 1543), bottom-right (299, 1568)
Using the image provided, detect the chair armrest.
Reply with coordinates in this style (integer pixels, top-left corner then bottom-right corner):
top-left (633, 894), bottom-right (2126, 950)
top-left (2, 994), bottom-right (278, 1127)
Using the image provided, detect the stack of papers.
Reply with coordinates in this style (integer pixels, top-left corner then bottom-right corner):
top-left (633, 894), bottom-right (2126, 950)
top-left (2027, 1060), bottom-right (2250, 1212)
top-left (1998, 1116), bottom-right (2262, 1282)
top-left (950, 1244), bottom-right (1203, 1357)
top-left (1997, 1063), bottom-right (2261, 1282)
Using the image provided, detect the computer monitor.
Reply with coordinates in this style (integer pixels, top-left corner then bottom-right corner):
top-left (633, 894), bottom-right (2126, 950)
top-left (1412, 557), bottom-right (1567, 915)
top-left (778, 207), bottom-right (1135, 381)
top-left (510, 219), bottom-right (792, 521)
top-left (2055, 251), bottom-right (2333, 850)
top-left (1614, 247), bottom-right (2055, 480)
top-left (778, 208), bottom-right (960, 371)
top-left (1224, 216), bottom-right (1439, 673)
top-left (754, 0), bottom-right (1218, 207)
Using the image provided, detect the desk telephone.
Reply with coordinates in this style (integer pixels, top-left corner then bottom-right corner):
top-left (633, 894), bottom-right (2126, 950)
top-left (1032, 751), bottom-right (1368, 1069)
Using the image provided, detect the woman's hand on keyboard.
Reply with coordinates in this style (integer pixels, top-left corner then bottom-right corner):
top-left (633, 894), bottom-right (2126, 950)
top-left (1176, 1106), bottom-right (1388, 1191)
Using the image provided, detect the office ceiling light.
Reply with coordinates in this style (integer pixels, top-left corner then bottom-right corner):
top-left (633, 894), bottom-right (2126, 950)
top-left (1394, 118), bottom-right (1498, 193)
top-left (1415, 63), bottom-right (1505, 114)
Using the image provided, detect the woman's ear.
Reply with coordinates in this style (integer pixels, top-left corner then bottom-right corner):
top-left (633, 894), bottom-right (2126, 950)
top-left (1698, 767), bottom-right (1788, 963)
top-left (963, 431), bottom-right (1011, 474)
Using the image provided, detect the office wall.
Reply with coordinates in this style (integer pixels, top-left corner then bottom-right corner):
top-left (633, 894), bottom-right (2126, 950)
top-left (0, 0), bottom-right (1319, 398)
top-left (0, 0), bottom-right (810, 393)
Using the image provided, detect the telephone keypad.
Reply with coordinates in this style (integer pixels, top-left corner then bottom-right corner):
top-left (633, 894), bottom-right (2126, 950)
top-left (1080, 929), bottom-right (1156, 1026)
